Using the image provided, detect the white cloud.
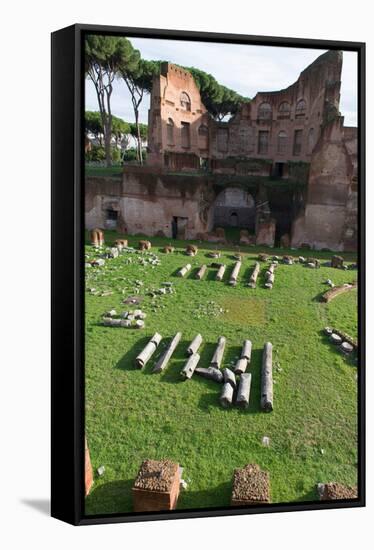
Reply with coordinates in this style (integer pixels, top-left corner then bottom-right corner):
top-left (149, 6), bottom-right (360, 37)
top-left (85, 38), bottom-right (357, 127)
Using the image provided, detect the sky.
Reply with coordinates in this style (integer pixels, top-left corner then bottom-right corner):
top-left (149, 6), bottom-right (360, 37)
top-left (85, 37), bottom-right (358, 127)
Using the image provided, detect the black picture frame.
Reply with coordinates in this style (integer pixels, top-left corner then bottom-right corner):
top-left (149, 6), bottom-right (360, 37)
top-left (51, 23), bottom-right (366, 526)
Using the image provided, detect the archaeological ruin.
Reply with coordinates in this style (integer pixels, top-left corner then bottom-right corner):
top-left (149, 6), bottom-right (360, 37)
top-left (85, 50), bottom-right (357, 251)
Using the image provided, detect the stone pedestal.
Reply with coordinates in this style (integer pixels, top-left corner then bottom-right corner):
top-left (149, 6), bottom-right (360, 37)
top-left (317, 482), bottom-right (357, 500)
top-left (231, 464), bottom-right (270, 506)
top-left (132, 459), bottom-right (180, 512)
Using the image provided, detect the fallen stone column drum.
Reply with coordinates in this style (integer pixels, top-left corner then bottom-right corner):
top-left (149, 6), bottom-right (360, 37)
top-left (135, 333), bottom-right (162, 368)
top-left (229, 261), bottom-right (242, 286)
top-left (187, 334), bottom-right (203, 355)
top-left (216, 264), bottom-right (226, 281)
top-left (181, 353), bottom-right (200, 379)
top-left (261, 342), bottom-right (273, 411)
top-left (236, 373), bottom-right (252, 409)
top-left (153, 332), bottom-right (182, 373)
top-left (196, 265), bottom-right (207, 280)
top-left (223, 368), bottom-right (236, 389)
top-left (241, 340), bottom-right (252, 361)
top-left (248, 262), bottom-right (260, 288)
top-left (210, 336), bottom-right (226, 369)
top-left (195, 366), bottom-right (223, 383)
top-left (177, 264), bottom-right (192, 277)
top-left (234, 357), bottom-right (248, 375)
top-left (220, 382), bottom-right (234, 407)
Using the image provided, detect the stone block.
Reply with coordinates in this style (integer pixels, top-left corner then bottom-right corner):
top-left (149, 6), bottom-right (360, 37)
top-left (231, 464), bottom-right (270, 506)
top-left (132, 459), bottom-right (180, 512)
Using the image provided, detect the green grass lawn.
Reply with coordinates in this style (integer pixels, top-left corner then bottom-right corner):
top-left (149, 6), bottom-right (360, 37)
top-left (85, 164), bottom-right (123, 177)
top-left (84, 231), bottom-right (358, 515)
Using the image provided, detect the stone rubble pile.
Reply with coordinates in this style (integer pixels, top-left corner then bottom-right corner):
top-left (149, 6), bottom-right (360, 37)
top-left (323, 326), bottom-right (356, 356)
top-left (231, 464), bottom-right (271, 505)
top-left (102, 308), bottom-right (147, 329)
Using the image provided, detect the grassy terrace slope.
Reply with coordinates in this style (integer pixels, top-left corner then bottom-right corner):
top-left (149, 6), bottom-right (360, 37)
top-left (84, 231), bottom-right (358, 515)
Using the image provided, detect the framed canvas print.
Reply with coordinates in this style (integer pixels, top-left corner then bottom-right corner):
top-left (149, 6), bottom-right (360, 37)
top-left (51, 24), bottom-right (365, 525)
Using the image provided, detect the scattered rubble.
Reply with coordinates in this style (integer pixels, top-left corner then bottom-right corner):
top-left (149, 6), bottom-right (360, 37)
top-left (317, 482), bottom-right (357, 500)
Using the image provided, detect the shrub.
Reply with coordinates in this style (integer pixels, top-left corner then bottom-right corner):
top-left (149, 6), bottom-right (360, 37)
top-left (122, 148), bottom-right (148, 163)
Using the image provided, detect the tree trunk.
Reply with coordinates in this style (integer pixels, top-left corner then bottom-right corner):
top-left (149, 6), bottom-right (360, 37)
top-left (152, 332), bottom-right (182, 373)
top-left (187, 334), bottom-right (203, 355)
top-left (220, 382), bottom-right (234, 407)
top-left (181, 353), bottom-right (200, 379)
top-left (236, 373), bottom-right (252, 408)
top-left (210, 336), bottom-right (226, 368)
top-left (135, 333), bottom-right (162, 368)
top-left (248, 262), bottom-right (260, 288)
top-left (103, 120), bottom-right (112, 167)
top-left (261, 342), bottom-right (273, 411)
top-left (135, 109), bottom-right (143, 165)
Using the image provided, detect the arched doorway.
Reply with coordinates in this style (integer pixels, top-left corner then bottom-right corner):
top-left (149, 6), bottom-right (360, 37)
top-left (230, 212), bottom-right (239, 227)
top-left (213, 187), bottom-right (255, 230)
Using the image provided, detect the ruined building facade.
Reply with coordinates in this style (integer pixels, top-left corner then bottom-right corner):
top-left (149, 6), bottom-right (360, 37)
top-left (85, 51), bottom-right (358, 251)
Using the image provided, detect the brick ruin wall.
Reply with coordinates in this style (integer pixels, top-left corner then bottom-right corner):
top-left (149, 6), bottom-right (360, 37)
top-left (85, 51), bottom-right (358, 251)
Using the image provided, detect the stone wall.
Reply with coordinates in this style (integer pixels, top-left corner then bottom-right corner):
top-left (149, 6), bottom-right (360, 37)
top-left (291, 118), bottom-right (357, 251)
top-left (209, 51), bottom-right (342, 164)
top-left (147, 62), bottom-right (210, 168)
top-left (85, 169), bottom-right (303, 247)
top-left (84, 51), bottom-right (357, 251)
top-left (85, 168), bottom-right (216, 239)
top-left (147, 51), bottom-right (344, 173)
top-left (213, 187), bottom-right (256, 229)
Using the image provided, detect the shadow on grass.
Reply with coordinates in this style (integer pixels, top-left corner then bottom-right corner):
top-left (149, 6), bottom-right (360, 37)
top-left (312, 291), bottom-right (326, 302)
top-left (206, 268), bottom-right (219, 282)
top-left (171, 267), bottom-right (184, 278)
top-left (178, 481), bottom-right (232, 509)
top-left (158, 339), bottom-right (200, 384)
top-left (85, 479), bottom-right (134, 516)
top-left (188, 267), bottom-right (201, 280)
top-left (115, 336), bottom-right (153, 372)
top-left (293, 486), bottom-right (319, 502)
top-left (86, 479), bottom-right (233, 514)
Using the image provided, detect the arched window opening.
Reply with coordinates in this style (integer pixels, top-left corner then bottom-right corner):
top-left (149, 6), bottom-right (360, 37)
top-left (258, 102), bottom-right (272, 120)
top-left (180, 92), bottom-right (191, 111)
top-left (296, 99), bottom-right (307, 118)
top-left (278, 102), bottom-right (291, 119)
